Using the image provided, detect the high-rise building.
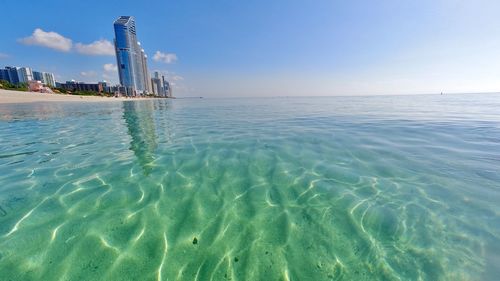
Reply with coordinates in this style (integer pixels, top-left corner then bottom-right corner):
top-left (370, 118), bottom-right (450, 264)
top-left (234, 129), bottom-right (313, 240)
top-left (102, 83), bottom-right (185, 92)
top-left (0, 69), bottom-right (9, 82)
top-left (4, 66), bottom-right (21, 84)
top-left (33, 71), bottom-right (43, 81)
top-left (1, 66), bottom-right (56, 86)
top-left (43, 72), bottom-right (56, 87)
top-left (17, 67), bottom-right (33, 83)
top-left (164, 80), bottom-right (173, 97)
top-left (140, 47), bottom-right (153, 93)
top-left (150, 71), bottom-right (173, 97)
top-left (5, 66), bottom-right (21, 84)
top-left (33, 71), bottom-right (56, 87)
top-left (113, 16), bottom-right (151, 96)
top-left (151, 76), bottom-right (163, 97)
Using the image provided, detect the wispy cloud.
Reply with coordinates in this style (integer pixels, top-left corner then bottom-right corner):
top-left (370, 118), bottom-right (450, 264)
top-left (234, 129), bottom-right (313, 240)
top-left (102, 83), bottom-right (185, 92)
top-left (80, 71), bottom-right (97, 77)
top-left (0, 53), bottom-right (8, 59)
top-left (103, 63), bottom-right (118, 72)
top-left (153, 51), bottom-right (178, 64)
top-left (18, 28), bottom-right (72, 52)
top-left (102, 63), bottom-right (118, 83)
top-left (169, 74), bottom-right (184, 81)
top-left (75, 40), bottom-right (114, 56)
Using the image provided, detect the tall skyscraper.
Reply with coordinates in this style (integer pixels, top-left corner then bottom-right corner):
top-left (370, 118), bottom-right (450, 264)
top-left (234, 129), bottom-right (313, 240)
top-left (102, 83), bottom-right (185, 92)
top-left (150, 71), bottom-right (173, 97)
top-left (164, 80), bottom-right (173, 98)
top-left (113, 16), bottom-right (151, 96)
top-left (139, 47), bottom-right (153, 94)
top-left (151, 71), bottom-right (164, 97)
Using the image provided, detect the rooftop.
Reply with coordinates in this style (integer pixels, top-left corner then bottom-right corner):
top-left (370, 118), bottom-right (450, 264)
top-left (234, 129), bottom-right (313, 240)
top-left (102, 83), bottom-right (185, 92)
top-left (114, 16), bottom-right (134, 25)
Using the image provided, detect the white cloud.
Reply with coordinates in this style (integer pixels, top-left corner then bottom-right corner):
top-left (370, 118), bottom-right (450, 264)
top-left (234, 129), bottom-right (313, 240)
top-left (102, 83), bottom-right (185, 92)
top-left (19, 29), bottom-right (115, 56)
top-left (103, 63), bottom-right (118, 72)
top-left (102, 64), bottom-right (118, 84)
top-left (169, 75), bottom-right (184, 81)
top-left (19, 28), bottom-right (72, 52)
top-left (153, 51), bottom-right (178, 64)
top-left (75, 40), bottom-right (115, 56)
top-left (80, 71), bottom-right (97, 77)
top-left (0, 53), bottom-right (8, 59)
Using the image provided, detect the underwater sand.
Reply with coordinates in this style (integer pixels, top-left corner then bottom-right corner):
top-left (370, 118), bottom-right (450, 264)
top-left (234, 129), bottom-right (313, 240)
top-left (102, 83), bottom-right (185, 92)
top-left (0, 94), bottom-right (499, 280)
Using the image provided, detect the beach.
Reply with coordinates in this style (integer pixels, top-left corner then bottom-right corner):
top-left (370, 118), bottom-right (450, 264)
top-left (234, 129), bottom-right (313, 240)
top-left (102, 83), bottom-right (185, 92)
top-left (0, 89), bottom-right (153, 104)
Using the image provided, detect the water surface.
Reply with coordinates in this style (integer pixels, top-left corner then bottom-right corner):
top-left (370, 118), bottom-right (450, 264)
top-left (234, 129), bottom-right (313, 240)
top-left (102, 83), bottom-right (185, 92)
top-left (0, 94), bottom-right (499, 280)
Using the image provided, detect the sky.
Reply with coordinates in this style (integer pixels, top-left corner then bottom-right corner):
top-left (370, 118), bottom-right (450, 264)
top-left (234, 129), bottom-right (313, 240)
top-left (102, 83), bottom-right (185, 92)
top-left (1, 0), bottom-right (500, 97)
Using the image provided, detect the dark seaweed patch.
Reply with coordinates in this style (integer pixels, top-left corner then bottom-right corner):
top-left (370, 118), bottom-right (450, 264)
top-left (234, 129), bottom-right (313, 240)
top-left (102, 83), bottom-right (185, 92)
top-left (0, 205), bottom-right (6, 217)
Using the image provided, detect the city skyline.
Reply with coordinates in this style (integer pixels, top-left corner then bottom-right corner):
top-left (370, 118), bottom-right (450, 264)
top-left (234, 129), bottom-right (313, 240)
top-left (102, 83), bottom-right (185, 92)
top-left (1, 15), bottom-right (172, 97)
top-left (0, 66), bottom-right (56, 87)
top-left (1, 0), bottom-right (500, 97)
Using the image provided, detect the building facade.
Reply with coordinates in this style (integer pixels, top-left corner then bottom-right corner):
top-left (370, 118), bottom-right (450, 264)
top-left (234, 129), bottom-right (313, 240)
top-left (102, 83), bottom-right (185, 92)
top-left (17, 67), bottom-right (33, 83)
top-left (151, 71), bottom-right (164, 97)
top-left (3, 67), bottom-right (21, 84)
top-left (58, 81), bottom-right (103, 93)
top-left (0, 69), bottom-right (8, 82)
top-left (164, 81), bottom-right (172, 97)
top-left (42, 72), bottom-right (56, 87)
top-left (33, 71), bottom-right (43, 82)
top-left (150, 71), bottom-right (173, 97)
top-left (34, 71), bottom-right (56, 87)
top-left (113, 16), bottom-right (151, 96)
top-left (140, 47), bottom-right (153, 93)
top-left (1, 67), bottom-right (55, 87)
top-left (151, 76), bottom-right (163, 96)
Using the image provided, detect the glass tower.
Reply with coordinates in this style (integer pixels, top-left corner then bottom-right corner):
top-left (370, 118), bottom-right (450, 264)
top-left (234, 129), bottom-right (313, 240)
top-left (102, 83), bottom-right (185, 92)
top-left (114, 16), bottom-right (150, 96)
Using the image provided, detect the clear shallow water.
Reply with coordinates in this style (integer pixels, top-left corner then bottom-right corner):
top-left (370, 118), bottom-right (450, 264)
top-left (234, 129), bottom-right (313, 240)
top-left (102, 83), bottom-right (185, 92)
top-left (0, 94), bottom-right (499, 280)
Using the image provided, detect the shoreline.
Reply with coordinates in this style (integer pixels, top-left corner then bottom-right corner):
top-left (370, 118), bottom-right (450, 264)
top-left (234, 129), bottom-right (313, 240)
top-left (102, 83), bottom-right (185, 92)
top-left (0, 89), bottom-right (161, 104)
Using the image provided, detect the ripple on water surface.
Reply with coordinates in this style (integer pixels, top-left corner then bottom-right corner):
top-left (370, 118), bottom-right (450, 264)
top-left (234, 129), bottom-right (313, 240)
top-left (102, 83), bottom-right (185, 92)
top-left (0, 95), bottom-right (499, 280)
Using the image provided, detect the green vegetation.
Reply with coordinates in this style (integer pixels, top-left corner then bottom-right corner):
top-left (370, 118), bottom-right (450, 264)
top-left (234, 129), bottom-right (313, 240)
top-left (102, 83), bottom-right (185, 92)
top-left (53, 87), bottom-right (68, 94)
top-left (0, 80), bottom-right (28, 91)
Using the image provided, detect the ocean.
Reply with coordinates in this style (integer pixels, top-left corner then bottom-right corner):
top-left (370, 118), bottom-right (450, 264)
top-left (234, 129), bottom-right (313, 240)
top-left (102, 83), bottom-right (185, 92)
top-left (0, 94), bottom-right (499, 280)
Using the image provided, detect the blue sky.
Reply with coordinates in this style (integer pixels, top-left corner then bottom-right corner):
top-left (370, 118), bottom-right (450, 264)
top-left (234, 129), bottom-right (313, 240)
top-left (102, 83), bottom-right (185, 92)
top-left (1, 0), bottom-right (500, 96)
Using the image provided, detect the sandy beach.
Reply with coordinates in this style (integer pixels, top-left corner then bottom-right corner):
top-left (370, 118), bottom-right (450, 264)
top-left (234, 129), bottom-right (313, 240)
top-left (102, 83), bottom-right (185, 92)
top-left (0, 89), bottom-right (155, 104)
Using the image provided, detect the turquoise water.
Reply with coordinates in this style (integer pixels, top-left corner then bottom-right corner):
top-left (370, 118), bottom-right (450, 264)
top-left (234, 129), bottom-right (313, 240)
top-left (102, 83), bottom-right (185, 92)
top-left (0, 94), bottom-right (499, 280)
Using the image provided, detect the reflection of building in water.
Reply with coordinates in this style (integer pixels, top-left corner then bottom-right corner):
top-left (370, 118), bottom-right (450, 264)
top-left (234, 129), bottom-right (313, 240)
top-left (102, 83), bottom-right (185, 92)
top-left (152, 99), bottom-right (175, 144)
top-left (122, 101), bottom-right (158, 174)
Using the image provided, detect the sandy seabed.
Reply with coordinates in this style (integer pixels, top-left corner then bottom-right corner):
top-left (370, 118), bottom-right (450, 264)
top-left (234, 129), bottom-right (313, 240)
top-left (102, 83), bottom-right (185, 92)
top-left (0, 89), bottom-right (156, 104)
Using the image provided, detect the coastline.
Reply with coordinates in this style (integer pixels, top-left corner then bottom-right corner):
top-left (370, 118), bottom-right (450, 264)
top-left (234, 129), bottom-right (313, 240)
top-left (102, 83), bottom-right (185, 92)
top-left (0, 89), bottom-right (159, 104)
